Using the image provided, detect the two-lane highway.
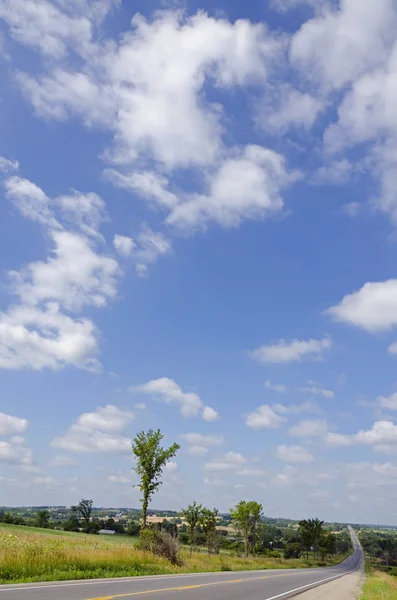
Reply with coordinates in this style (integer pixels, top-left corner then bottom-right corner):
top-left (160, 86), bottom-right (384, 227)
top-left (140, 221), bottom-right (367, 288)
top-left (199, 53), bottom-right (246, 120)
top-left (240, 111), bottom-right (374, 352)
top-left (0, 529), bottom-right (363, 600)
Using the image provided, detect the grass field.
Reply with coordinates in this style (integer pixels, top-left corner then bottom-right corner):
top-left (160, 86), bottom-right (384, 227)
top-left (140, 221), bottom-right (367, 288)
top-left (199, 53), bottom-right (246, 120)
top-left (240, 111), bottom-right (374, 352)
top-left (361, 566), bottom-right (397, 599)
top-left (0, 523), bottom-right (348, 584)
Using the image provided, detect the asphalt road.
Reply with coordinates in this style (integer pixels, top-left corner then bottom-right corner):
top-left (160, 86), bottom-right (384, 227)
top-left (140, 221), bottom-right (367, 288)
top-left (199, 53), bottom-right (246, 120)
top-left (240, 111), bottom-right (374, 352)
top-left (0, 529), bottom-right (363, 600)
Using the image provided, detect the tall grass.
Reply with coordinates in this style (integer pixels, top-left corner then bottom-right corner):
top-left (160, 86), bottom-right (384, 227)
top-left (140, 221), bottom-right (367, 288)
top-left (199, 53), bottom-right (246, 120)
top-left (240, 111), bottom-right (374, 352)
top-left (0, 524), bottom-right (348, 584)
top-left (361, 567), bottom-right (397, 599)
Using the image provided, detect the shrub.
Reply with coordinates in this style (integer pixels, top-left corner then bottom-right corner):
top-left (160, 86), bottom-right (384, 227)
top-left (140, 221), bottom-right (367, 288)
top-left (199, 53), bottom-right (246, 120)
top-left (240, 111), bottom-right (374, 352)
top-left (138, 528), bottom-right (182, 566)
top-left (284, 543), bottom-right (302, 559)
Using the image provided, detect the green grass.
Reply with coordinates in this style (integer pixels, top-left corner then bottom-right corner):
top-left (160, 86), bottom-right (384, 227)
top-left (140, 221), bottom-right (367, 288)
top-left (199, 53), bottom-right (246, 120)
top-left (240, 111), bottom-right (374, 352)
top-left (361, 565), bottom-right (397, 599)
top-left (0, 523), bottom-right (349, 585)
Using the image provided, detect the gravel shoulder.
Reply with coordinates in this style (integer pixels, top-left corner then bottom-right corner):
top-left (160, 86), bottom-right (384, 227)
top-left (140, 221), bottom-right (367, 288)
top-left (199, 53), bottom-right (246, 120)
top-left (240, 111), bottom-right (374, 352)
top-left (294, 564), bottom-right (364, 600)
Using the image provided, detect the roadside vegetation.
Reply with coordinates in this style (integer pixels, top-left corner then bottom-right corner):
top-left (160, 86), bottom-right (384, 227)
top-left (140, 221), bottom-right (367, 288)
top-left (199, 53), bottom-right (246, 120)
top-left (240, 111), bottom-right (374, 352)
top-left (0, 428), bottom-right (352, 583)
top-left (361, 565), bottom-right (397, 599)
top-left (0, 523), bottom-right (349, 584)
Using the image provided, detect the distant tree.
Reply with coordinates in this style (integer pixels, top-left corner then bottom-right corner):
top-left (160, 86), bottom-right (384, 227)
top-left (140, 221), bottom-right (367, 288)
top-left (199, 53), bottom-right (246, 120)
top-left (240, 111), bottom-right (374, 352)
top-left (230, 501), bottom-right (263, 558)
top-left (127, 521), bottom-right (141, 536)
top-left (3, 512), bottom-right (14, 524)
top-left (200, 508), bottom-right (219, 554)
top-left (181, 501), bottom-right (203, 557)
top-left (132, 429), bottom-right (180, 528)
top-left (71, 499), bottom-right (93, 531)
top-left (63, 515), bottom-right (80, 532)
top-left (35, 510), bottom-right (50, 529)
top-left (298, 518), bottom-right (324, 558)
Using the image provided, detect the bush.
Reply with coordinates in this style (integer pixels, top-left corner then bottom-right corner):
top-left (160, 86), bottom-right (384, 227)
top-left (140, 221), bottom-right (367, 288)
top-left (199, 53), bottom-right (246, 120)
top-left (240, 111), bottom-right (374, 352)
top-left (284, 543), bottom-right (302, 559)
top-left (127, 522), bottom-right (141, 537)
top-left (138, 528), bottom-right (182, 566)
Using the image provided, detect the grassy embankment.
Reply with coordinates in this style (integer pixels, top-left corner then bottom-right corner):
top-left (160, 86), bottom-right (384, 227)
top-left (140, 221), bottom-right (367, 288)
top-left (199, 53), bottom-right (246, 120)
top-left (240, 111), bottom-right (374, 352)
top-left (361, 565), bottom-right (397, 599)
top-left (0, 523), bottom-right (347, 584)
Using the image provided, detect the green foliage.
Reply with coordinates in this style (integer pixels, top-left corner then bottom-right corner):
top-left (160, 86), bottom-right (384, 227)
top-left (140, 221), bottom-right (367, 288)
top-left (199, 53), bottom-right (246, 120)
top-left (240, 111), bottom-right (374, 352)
top-left (284, 542), bottom-right (302, 559)
top-left (298, 518), bottom-right (324, 558)
top-left (230, 500), bottom-right (263, 558)
top-left (63, 516), bottom-right (80, 532)
top-left (71, 499), bottom-right (93, 530)
top-left (200, 508), bottom-right (219, 554)
top-left (132, 429), bottom-right (180, 527)
top-left (181, 501), bottom-right (203, 556)
top-left (35, 511), bottom-right (50, 529)
top-left (127, 521), bottom-right (141, 537)
top-left (137, 526), bottom-right (182, 565)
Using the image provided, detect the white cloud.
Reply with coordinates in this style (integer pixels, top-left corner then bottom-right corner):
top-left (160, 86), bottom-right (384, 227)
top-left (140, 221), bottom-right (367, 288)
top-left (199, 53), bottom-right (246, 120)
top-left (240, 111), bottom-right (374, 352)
top-left (17, 11), bottom-right (282, 171)
top-left (265, 380), bottom-right (287, 393)
top-left (250, 336), bottom-right (331, 363)
top-left (0, 156), bottom-right (19, 173)
top-left (236, 468), bottom-right (267, 477)
top-left (108, 474), bottom-right (131, 485)
top-left (289, 419), bottom-right (328, 437)
top-left (166, 145), bottom-right (295, 231)
top-left (311, 159), bottom-right (353, 186)
top-left (132, 377), bottom-right (204, 418)
top-left (0, 412), bottom-right (28, 435)
top-left (1, 175), bottom-right (121, 372)
top-left (49, 455), bottom-right (77, 467)
top-left (378, 393), bottom-right (397, 410)
top-left (326, 280), bottom-right (397, 332)
top-left (290, 0), bottom-right (397, 90)
top-left (55, 191), bottom-right (108, 239)
top-left (181, 433), bottom-right (223, 446)
top-left (347, 462), bottom-right (397, 489)
top-left (204, 477), bottom-right (225, 486)
top-left (245, 404), bottom-right (285, 429)
top-left (276, 445), bottom-right (314, 463)
top-left (204, 451), bottom-right (247, 472)
top-left (300, 383), bottom-right (334, 398)
top-left (202, 406), bottom-right (219, 422)
top-left (0, 303), bottom-right (99, 371)
top-left (5, 176), bottom-right (59, 228)
top-left (187, 446), bottom-right (210, 456)
top-left (11, 230), bottom-right (119, 312)
top-left (113, 235), bottom-right (135, 258)
top-left (51, 404), bottom-right (134, 453)
top-left (327, 421), bottom-right (397, 449)
top-left (0, 440), bottom-right (33, 465)
top-left (105, 170), bottom-right (179, 210)
top-left (0, 0), bottom-right (93, 58)
top-left (257, 85), bottom-right (324, 133)
top-left (114, 228), bottom-right (171, 275)
top-left (272, 401), bottom-right (320, 415)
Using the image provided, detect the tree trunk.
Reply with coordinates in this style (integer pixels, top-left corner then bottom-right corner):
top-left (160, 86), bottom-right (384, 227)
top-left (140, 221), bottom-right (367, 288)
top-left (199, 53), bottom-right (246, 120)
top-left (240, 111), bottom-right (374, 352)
top-left (142, 496), bottom-right (148, 528)
top-left (245, 536), bottom-right (249, 558)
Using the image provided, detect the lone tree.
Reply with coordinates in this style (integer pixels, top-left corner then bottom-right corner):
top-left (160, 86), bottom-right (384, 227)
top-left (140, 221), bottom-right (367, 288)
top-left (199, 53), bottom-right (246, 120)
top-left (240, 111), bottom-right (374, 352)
top-left (71, 499), bottom-right (93, 531)
top-left (200, 507), bottom-right (219, 555)
top-left (230, 500), bottom-right (263, 558)
top-left (181, 501), bottom-right (203, 557)
top-left (298, 518), bottom-right (324, 558)
top-left (132, 429), bottom-right (180, 528)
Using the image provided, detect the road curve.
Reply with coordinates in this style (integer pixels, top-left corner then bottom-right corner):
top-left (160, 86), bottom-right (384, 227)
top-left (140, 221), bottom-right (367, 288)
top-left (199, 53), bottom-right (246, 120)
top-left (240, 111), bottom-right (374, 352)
top-left (0, 529), bottom-right (363, 600)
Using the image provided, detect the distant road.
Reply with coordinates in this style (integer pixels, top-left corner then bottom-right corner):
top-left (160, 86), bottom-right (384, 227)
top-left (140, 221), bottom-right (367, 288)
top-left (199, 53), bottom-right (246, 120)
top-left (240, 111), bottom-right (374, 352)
top-left (0, 528), bottom-right (363, 600)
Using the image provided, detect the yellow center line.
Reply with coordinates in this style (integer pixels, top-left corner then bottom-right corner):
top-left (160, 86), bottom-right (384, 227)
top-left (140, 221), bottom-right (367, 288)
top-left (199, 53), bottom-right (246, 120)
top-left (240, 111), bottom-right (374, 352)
top-left (86, 575), bottom-right (269, 600)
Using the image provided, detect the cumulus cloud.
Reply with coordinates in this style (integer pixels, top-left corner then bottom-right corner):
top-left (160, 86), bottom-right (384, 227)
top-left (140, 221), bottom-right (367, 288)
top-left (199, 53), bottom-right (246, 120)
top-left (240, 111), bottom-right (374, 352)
top-left (0, 412), bottom-right (28, 435)
top-left (204, 451), bottom-right (247, 472)
top-left (0, 156), bottom-right (19, 173)
top-left (300, 383), bottom-right (334, 398)
top-left (250, 336), bottom-right (331, 363)
top-left (1, 174), bottom-right (120, 372)
top-left (202, 406), bottom-right (219, 422)
top-left (289, 419), bottom-right (328, 437)
top-left (378, 393), bottom-right (397, 410)
top-left (51, 405), bottom-right (134, 453)
top-left (326, 280), bottom-right (397, 332)
top-left (131, 377), bottom-right (217, 419)
top-left (113, 227), bottom-right (171, 275)
top-left (0, 440), bottom-right (33, 465)
top-left (276, 444), bottom-right (314, 463)
top-left (326, 421), bottom-right (397, 449)
top-left (245, 404), bottom-right (285, 429)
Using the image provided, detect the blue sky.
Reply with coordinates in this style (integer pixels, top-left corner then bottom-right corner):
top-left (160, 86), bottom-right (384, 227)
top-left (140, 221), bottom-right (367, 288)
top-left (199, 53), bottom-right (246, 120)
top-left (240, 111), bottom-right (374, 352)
top-left (1, 0), bottom-right (397, 525)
